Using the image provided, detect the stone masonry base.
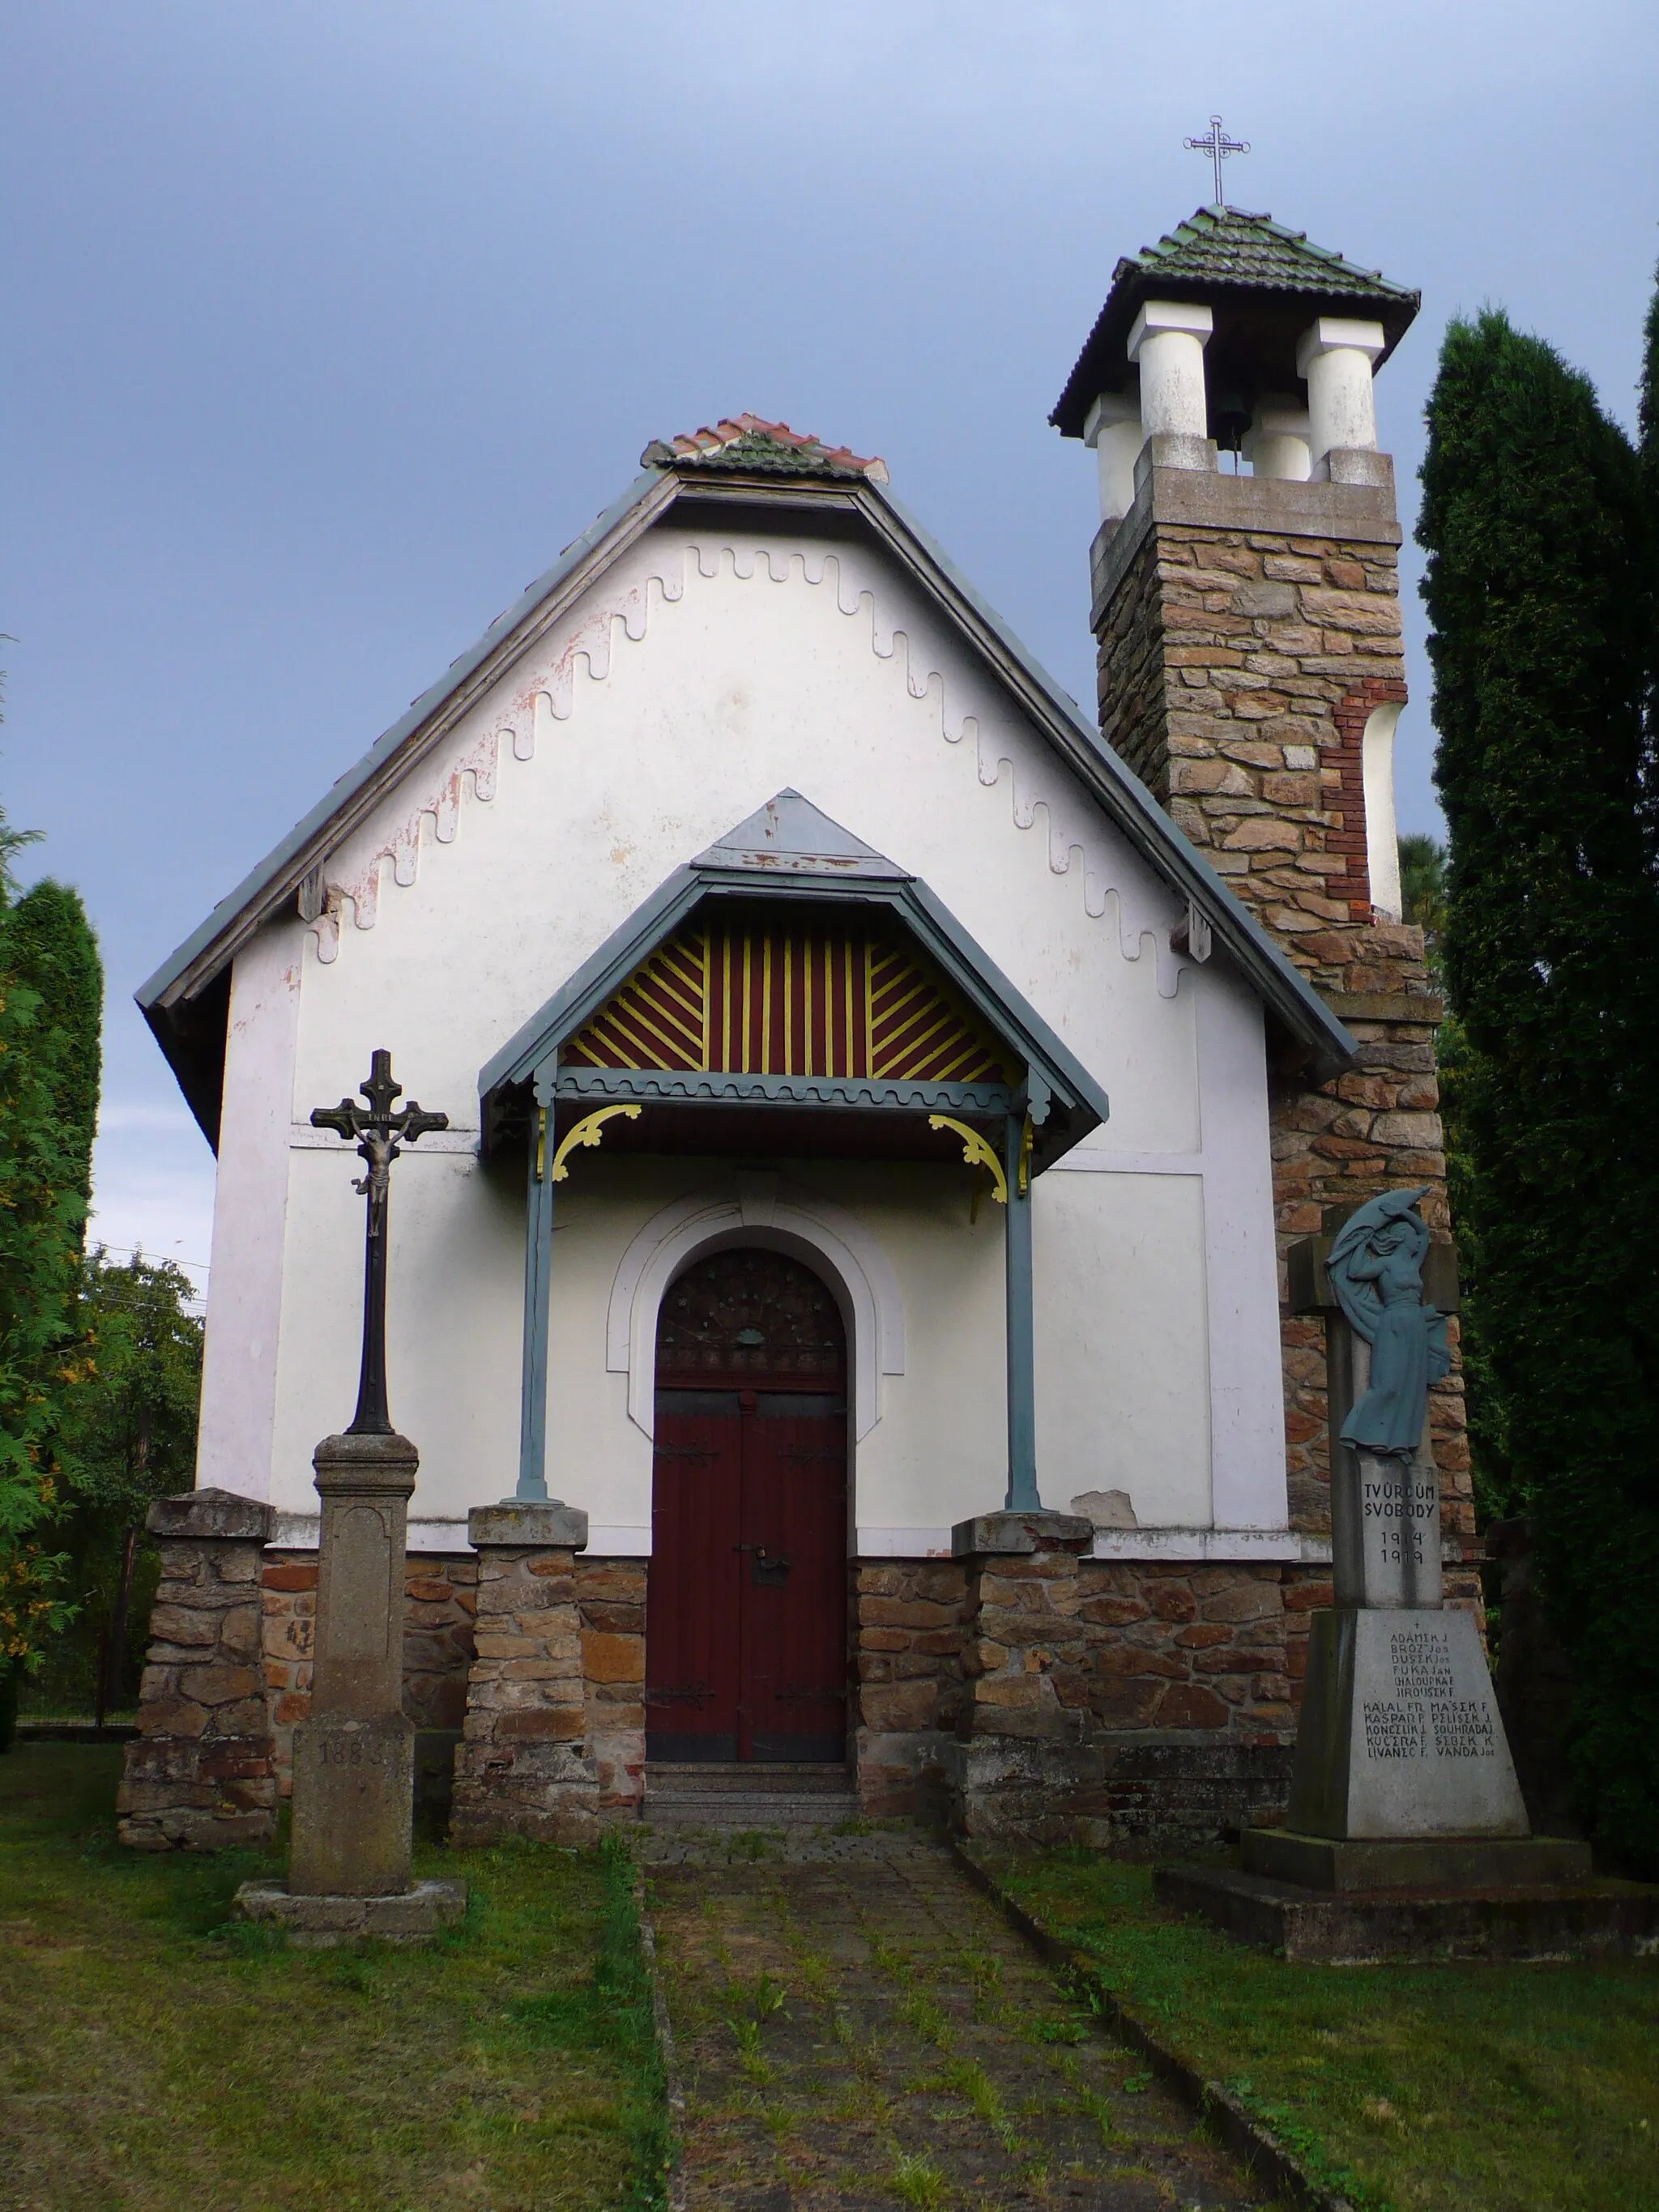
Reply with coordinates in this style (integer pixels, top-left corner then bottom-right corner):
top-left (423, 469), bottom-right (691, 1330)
top-left (125, 1493), bottom-right (1486, 1855)
top-left (117, 1492), bottom-right (280, 1851)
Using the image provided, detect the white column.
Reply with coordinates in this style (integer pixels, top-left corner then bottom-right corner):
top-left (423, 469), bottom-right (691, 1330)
top-left (1083, 386), bottom-right (1143, 522)
top-left (1242, 392), bottom-right (1312, 482)
top-left (1296, 317), bottom-right (1384, 465)
top-left (1127, 299), bottom-right (1213, 469)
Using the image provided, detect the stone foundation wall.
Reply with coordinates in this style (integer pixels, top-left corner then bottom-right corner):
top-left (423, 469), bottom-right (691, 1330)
top-left (581, 1558), bottom-right (646, 1818)
top-left (126, 1515), bottom-right (1491, 1856)
top-left (448, 1528), bottom-right (646, 1846)
top-left (851, 1559), bottom-right (970, 1814)
top-left (261, 1551), bottom-right (477, 1792)
top-left (117, 1491), bottom-right (279, 1851)
top-left (847, 1545), bottom-right (1487, 1847)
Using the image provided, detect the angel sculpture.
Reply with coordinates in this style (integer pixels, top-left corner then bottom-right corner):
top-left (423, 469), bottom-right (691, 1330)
top-left (1326, 1187), bottom-right (1450, 1458)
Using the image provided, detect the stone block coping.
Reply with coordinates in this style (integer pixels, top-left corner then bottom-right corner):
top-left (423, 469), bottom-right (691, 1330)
top-left (468, 1500), bottom-right (590, 1549)
top-left (952, 1511), bottom-right (1094, 1558)
top-left (147, 1489), bottom-right (275, 1543)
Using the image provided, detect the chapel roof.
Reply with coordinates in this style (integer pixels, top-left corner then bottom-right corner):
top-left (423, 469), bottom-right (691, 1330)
top-left (641, 415), bottom-right (889, 483)
top-left (1051, 205), bottom-right (1421, 437)
top-left (137, 441), bottom-right (1358, 1143)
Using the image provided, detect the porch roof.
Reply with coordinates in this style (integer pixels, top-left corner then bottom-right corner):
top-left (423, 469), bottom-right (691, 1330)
top-left (477, 792), bottom-right (1111, 1174)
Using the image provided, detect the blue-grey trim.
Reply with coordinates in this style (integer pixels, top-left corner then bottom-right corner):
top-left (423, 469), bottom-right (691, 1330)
top-left (477, 853), bottom-right (1113, 1161)
top-left (1002, 1111), bottom-right (1039, 1512)
top-left (554, 1065), bottom-right (1018, 1116)
top-left (139, 454), bottom-right (1355, 1143)
top-left (517, 1062), bottom-right (558, 1502)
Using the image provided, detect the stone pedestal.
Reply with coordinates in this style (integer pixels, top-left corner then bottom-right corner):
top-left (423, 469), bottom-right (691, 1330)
top-left (451, 1500), bottom-right (601, 1845)
top-left (945, 1510), bottom-right (1098, 1839)
top-left (117, 1490), bottom-right (279, 1851)
top-left (1288, 1605), bottom-right (1528, 1839)
top-left (1240, 1828), bottom-right (1589, 1891)
top-left (288, 1431), bottom-right (422, 1901)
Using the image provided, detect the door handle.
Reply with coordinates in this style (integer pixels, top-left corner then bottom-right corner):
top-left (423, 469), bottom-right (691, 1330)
top-left (748, 1545), bottom-right (791, 1587)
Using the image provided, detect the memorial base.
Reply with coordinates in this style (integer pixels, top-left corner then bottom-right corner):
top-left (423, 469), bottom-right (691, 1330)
top-left (234, 1877), bottom-right (467, 1948)
top-left (1152, 1859), bottom-right (1659, 1964)
top-left (1289, 1605), bottom-right (1529, 1839)
top-left (1241, 1826), bottom-right (1590, 1892)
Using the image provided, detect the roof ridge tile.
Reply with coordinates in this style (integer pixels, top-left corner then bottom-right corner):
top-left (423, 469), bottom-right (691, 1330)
top-left (641, 412), bottom-right (889, 484)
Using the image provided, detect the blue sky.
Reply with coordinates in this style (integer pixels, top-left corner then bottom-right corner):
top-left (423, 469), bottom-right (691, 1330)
top-left (3, 0), bottom-right (1655, 1285)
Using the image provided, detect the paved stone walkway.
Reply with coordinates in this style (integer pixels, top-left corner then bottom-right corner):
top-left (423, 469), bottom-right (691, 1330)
top-left (646, 1831), bottom-right (1285, 2211)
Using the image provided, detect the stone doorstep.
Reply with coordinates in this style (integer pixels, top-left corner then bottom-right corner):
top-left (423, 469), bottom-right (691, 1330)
top-left (642, 1796), bottom-right (862, 1831)
top-left (233, 1878), bottom-right (467, 1948)
top-left (644, 1761), bottom-right (851, 1794)
top-left (644, 1758), bottom-right (858, 1825)
top-left (1241, 1826), bottom-right (1592, 1893)
top-left (1154, 1862), bottom-right (1659, 1964)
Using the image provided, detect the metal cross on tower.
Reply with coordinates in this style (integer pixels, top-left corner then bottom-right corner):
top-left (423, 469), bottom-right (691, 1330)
top-left (1184, 113), bottom-right (1250, 206)
top-left (310, 1049), bottom-right (449, 1437)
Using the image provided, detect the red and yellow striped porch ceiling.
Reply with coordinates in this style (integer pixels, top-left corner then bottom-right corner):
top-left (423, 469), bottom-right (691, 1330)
top-left (562, 917), bottom-right (1009, 1086)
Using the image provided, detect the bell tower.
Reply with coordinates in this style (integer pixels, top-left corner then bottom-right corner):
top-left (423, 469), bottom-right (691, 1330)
top-left (1052, 205), bottom-right (1472, 1562)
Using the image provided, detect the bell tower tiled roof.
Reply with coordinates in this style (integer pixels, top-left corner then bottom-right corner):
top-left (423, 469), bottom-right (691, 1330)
top-left (1052, 206), bottom-right (1420, 437)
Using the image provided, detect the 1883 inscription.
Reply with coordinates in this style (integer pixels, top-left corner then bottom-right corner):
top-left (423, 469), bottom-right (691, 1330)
top-left (1361, 1626), bottom-right (1498, 1765)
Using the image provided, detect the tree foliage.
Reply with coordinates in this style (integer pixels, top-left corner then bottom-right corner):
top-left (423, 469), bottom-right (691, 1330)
top-left (25, 1250), bottom-right (205, 1712)
top-left (1397, 832), bottom-right (1448, 986)
top-left (1418, 306), bottom-right (1659, 1865)
top-left (0, 808), bottom-right (103, 1675)
top-left (59, 1250), bottom-right (203, 1512)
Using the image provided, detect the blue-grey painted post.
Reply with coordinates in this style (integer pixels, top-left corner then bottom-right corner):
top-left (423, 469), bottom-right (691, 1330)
top-left (515, 1058), bottom-right (557, 1502)
top-left (1003, 1111), bottom-right (1040, 1511)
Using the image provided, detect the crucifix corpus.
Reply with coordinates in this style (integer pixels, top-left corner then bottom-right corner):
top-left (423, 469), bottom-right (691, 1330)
top-left (1184, 113), bottom-right (1249, 206)
top-left (237, 1048), bottom-right (465, 1942)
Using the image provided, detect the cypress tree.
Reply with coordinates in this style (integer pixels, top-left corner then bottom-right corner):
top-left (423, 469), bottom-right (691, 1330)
top-left (0, 833), bottom-right (103, 1715)
top-left (1419, 310), bottom-right (1659, 1865)
top-left (6, 877), bottom-right (102, 1205)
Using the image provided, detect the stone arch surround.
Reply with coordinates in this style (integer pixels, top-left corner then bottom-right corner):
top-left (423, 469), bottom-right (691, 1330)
top-left (606, 1180), bottom-right (906, 1447)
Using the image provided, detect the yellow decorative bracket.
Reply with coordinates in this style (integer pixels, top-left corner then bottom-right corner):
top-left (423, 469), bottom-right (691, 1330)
top-left (1017, 1114), bottom-right (1034, 1198)
top-left (549, 1103), bottom-right (642, 1183)
top-left (928, 1115), bottom-right (1008, 1206)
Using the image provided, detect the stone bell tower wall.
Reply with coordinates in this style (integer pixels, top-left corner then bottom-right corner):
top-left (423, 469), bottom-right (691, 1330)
top-left (1090, 460), bottom-right (1473, 1569)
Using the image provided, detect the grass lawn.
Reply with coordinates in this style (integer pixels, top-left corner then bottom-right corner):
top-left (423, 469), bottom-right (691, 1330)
top-left (986, 1847), bottom-right (1659, 2212)
top-left (0, 1745), bottom-right (667, 2211)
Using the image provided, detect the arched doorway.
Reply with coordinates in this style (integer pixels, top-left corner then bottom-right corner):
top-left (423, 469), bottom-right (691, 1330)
top-left (647, 1247), bottom-right (849, 1764)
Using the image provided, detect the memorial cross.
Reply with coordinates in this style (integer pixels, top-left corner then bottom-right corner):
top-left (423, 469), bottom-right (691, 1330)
top-left (310, 1048), bottom-right (448, 1437)
top-left (1183, 113), bottom-right (1250, 206)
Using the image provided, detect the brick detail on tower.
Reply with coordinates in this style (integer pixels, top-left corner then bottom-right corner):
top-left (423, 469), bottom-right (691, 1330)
top-left (1091, 465), bottom-right (1469, 1566)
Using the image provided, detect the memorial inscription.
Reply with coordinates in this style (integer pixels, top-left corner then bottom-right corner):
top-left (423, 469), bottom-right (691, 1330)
top-left (1355, 1626), bottom-right (1503, 1773)
top-left (1289, 1605), bottom-right (1529, 1837)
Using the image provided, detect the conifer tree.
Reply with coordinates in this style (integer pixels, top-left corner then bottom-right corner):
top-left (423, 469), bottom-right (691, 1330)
top-left (0, 820), bottom-right (103, 1732)
top-left (1419, 309), bottom-right (1659, 1864)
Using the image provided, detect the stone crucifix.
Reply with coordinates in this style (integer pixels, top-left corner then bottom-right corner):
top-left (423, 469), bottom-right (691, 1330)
top-left (285, 1050), bottom-right (453, 1911)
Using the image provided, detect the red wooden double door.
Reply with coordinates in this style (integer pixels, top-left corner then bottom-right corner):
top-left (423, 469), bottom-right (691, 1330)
top-left (647, 1249), bottom-right (848, 1762)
